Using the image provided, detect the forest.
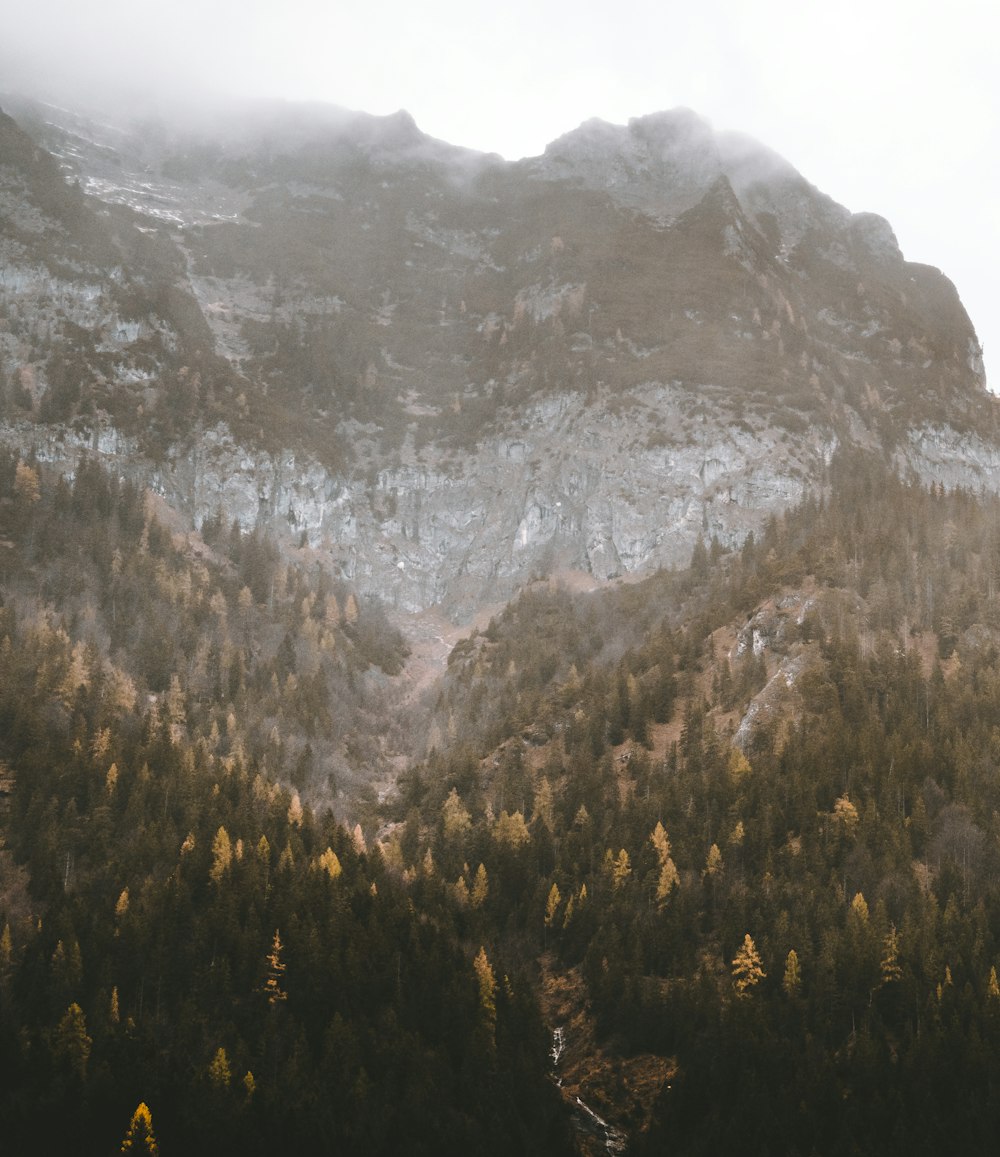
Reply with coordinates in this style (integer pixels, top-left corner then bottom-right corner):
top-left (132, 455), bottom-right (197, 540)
top-left (5, 446), bottom-right (1000, 1153)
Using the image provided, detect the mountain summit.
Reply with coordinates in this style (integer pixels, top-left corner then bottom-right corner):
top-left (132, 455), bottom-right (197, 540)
top-left (0, 95), bottom-right (993, 618)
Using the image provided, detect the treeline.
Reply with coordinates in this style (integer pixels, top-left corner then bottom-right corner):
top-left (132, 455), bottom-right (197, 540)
top-left (390, 450), bottom-right (1000, 1154)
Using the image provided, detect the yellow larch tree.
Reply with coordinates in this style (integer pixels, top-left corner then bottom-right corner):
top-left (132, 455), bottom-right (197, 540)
top-left (317, 847), bottom-right (342, 880)
top-left (470, 862), bottom-right (489, 909)
top-left (120, 1101), bottom-right (158, 1154)
top-left (208, 1046), bottom-right (232, 1090)
top-left (442, 787), bottom-right (472, 845)
top-left (494, 809), bottom-right (531, 848)
top-left (880, 925), bottom-right (902, 986)
top-left (209, 826), bottom-right (232, 883)
top-left (782, 949), bottom-right (801, 997)
top-left (650, 822), bottom-right (679, 902)
top-left (473, 946), bottom-right (497, 1045)
top-left (732, 933), bottom-right (766, 996)
top-left (263, 929), bottom-right (288, 1004)
top-left (610, 848), bottom-right (632, 890)
top-left (544, 882), bottom-right (562, 927)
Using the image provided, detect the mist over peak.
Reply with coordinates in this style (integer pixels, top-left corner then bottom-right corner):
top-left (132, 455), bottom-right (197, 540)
top-left (0, 86), bottom-right (991, 622)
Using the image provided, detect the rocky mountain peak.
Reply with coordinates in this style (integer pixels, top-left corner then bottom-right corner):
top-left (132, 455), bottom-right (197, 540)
top-left (0, 94), bottom-right (994, 622)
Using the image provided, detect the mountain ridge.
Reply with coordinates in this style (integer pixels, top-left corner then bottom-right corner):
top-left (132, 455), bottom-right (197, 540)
top-left (0, 93), bottom-right (994, 621)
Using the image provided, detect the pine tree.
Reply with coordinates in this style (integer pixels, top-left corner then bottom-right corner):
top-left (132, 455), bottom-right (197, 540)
top-left (704, 843), bottom-right (724, 877)
top-left (732, 933), bottom-right (766, 996)
top-left (120, 1102), bottom-right (158, 1155)
top-left (351, 823), bottom-right (367, 854)
top-left (287, 790), bottom-right (304, 827)
top-left (473, 946), bottom-right (497, 1045)
top-left (442, 787), bottom-right (473, 844)
top-left (880, 925), bottom-right (902, 986)
top-left (317, 847), bottom-right (342, 879)
top-left (782, 949), bottom-right (801, 997)
top-left (263, 929), bottom-right (288, 1004)
top-left (611, 848), bottom-right (632, 890)
top-left (494, 810), bottom-right (531, 848)
top-left (208, 1046), bottom-right (232, 1089)
top-left (54, 1002), bottom-right (92, 1080)
top-left (210, 825), bottom-right (233, 883)
top-left (544, 882), bottom-right (562, 927)
top-left (533, 777), bottom-right (555, 832)
top-left (471, 862), bottom-right (489, 909)
top-left (651, 822), bottom-right (680, 902)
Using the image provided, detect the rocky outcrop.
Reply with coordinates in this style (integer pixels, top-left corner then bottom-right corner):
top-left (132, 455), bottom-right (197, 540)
top-left (1, 96), bottom-right (996, 622)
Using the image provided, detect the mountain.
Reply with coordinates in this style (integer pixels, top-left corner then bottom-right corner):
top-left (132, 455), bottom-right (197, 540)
top-left (1, 95), bottom-right (994, 623)
top-left (6, 91), bottom-right (1000, 1155)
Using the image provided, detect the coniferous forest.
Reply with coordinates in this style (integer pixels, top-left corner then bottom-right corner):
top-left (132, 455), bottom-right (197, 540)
top-left (6, 447), bottom-right (1000, 1153)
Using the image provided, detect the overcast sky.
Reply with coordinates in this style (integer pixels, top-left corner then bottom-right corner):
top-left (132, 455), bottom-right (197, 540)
top-left (3, 0), bottom-right (997, 387)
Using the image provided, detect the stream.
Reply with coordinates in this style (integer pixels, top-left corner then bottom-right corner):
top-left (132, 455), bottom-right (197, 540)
top-left (551, 1027), bottom-right (628, 1155)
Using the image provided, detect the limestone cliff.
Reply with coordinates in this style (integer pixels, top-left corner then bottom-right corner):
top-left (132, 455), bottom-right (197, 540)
top-left (0, 96), bottom-right (995, 620)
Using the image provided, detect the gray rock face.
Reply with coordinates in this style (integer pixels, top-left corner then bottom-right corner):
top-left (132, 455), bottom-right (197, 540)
top-left (1, 96), bottom-right (996, 622)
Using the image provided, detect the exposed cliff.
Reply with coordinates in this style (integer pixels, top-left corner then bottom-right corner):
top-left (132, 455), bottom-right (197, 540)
top-left (0, 95), bottom-right (995, 620)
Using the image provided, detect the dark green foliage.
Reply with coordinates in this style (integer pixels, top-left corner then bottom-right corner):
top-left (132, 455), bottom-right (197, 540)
top-left (11, 443), bottom-right (1000, 1152)
top-left (0, 451), bottom-right (567, 1154)
top-left (394, 449), bottom-right (1000, 1152)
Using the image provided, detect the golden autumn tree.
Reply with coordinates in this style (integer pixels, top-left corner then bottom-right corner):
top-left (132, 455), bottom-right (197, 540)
top-left (544, 882), bottom-right (562, 927)
top-left (442, 787), bottom-right (472, 846)
top-left (650, 822), bottom-right (680, 903)
top-left (473, 946), bottom-right (497, 1045)
top-left (732, 933), bottom-right (766, 996)
top-left (120, 1101), bottom-right (158, 1155)
top-left (263, 929), bottom-right (288, 1004)
top-left (317, 847), bottom-right (342, 880)
top-left (782, 949), bottom-right (802, 997)
top-left (208, 1046), bottom-right (232, 1089)
top-left (610, 848), bottom-right (632, 890)
top-left (470, 862), bottom-right (489, 909)
top-left (880, 925), bottom-right (903, 986)
top-left (494, 809), bottom-right (531, 848)
top-left (209, 825), bottom-right (233, 883)
top-left (14, 460), bottom-right (40, 506)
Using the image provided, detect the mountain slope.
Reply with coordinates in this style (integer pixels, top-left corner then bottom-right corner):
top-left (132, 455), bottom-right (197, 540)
top-left (5, 92), bottom-right (1000, 1155)
top-left (1, 95), bottom-right (995, 620)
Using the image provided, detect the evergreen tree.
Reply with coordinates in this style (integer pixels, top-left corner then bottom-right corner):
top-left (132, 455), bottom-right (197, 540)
top-left (53, 1002), bottom-right (91, 1081)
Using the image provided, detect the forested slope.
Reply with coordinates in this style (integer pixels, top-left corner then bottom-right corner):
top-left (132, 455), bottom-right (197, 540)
top-left (6, 447), bottom-right (1000, 1153)
top-left (0, 452), bottom-right (570, 1155)
top-left (389, 451), bottom-right (1000, 1154)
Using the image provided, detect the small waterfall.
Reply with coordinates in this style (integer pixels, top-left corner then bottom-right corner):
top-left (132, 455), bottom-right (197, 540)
top-left (550, 1027), bottom-right (628, 1154)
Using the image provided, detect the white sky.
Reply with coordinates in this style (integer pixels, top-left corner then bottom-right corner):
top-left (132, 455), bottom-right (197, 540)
top-left (3, 0), bottom-right (997, 387)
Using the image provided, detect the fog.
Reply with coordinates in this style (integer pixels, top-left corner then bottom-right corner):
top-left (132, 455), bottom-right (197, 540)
top-left (2, 0), bottom-right (996, 386)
